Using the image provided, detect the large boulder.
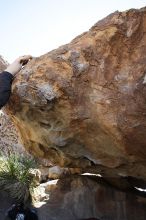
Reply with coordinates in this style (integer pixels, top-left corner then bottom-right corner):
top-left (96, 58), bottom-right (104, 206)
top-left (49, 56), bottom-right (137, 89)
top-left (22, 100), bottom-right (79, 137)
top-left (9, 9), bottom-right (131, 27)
top-left (34, 175), bottom-right (146, 220)
top-left (5, 8), bottom-right (146, 183)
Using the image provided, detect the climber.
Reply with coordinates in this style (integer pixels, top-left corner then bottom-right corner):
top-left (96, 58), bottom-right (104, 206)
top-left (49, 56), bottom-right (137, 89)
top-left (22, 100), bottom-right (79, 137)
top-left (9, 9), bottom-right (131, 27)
top-left (0, 55), bottom-right (32, 109)
top-left (5, 203), bottom-right (38, 220)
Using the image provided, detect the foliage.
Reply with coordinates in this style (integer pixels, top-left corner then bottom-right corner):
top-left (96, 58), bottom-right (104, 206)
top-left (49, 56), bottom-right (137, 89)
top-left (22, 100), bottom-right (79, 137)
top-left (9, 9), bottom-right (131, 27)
top-left (0, 154), bottom-right (37, 203)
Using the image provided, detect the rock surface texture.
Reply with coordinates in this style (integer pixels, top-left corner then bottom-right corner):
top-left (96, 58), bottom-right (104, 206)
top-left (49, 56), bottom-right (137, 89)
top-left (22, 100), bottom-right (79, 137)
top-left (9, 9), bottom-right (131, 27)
top-left (6, 8), bottom-right (146, 186)
top-left (0, 112), bottom-right (25, 155)
top-left (34, 176), bottom-right (146, 220)
top-left (1, 176), bottom-right (146, 220)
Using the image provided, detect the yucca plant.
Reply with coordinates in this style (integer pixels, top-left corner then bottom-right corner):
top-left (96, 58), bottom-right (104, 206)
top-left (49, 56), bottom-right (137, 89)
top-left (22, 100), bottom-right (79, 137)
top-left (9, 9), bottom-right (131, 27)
top-left (0, 154), bottom-right (37, 203)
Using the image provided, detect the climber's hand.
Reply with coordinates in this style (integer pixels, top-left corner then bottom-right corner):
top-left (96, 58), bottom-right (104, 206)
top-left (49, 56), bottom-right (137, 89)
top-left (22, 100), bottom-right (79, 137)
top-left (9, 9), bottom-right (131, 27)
top-left (5, 55), bottom-right (32, 76)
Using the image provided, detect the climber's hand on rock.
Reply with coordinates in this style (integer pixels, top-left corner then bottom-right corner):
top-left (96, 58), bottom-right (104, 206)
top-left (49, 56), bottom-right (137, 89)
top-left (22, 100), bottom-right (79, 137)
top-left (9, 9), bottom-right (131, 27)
top-left (5, 55), bottom-right (32, 76)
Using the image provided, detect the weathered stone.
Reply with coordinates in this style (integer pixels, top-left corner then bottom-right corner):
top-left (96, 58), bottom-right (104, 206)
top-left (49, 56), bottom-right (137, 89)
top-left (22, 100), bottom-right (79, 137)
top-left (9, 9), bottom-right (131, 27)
top-left (5, 8), bottom-right (146, 185)
top-left (29, 166), bottom-right (82, 183)
top-left (33, 175), bottom-right (146, 220)
top-left (0, 112), bottom-right (26, 155)
top-left (47, 166), bottom-right (82, 179)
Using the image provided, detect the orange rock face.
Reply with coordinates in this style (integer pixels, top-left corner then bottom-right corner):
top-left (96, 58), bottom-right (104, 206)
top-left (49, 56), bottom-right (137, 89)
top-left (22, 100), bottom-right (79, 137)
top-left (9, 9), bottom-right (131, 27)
top-left (6, 8), bottom-right (146, 182)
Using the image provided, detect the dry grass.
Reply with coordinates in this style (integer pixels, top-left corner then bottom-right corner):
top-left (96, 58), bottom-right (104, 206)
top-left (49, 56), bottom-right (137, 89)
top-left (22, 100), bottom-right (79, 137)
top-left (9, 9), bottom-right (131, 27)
top-left (0, 154), bottom-right (37, 203)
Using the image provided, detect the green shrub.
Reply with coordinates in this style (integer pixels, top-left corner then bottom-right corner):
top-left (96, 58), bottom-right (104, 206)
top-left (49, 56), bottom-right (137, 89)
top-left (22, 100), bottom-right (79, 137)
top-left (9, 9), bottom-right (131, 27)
top-left (0, 154), bottom-right (37, 203)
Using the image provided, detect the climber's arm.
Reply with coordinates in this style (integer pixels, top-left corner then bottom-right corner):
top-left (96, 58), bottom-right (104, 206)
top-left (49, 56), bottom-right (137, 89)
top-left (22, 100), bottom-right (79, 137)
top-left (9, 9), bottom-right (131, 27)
top-left (0, 71), bottom-right (14, 109)
top-left (0, 55), bottom-right (32, 109)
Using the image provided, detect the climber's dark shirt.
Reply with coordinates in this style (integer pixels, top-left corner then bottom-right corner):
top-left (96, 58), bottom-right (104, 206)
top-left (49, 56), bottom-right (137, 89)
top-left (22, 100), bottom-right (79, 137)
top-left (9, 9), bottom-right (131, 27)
top-left (0, 71), bottom-right (13, 109)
